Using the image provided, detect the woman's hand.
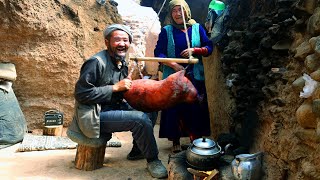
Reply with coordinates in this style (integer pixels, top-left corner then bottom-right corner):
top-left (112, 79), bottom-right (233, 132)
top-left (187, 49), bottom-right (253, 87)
top-left (180, 48), bottom-right (194, 58)
top-left (113, 78), bottom-right (132, 92)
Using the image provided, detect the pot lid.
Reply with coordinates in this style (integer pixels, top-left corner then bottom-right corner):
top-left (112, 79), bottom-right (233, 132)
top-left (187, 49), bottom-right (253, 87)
top-left (193, 138), bottom-right (216, 148)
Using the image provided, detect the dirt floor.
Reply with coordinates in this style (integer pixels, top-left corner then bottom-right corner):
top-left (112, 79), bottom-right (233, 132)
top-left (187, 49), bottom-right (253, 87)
top-left (0, 125), bottom-right (190, 180)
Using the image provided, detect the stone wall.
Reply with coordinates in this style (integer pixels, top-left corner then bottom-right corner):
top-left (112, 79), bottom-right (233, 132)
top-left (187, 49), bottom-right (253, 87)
top-left (218, 0), bottom-right (320, 179)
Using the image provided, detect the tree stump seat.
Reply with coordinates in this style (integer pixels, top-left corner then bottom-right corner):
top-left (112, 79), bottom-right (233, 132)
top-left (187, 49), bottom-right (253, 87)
top-left (66, 129), bottom-right (111, 171)
top-left (43, 125), bottom-right (63, 136)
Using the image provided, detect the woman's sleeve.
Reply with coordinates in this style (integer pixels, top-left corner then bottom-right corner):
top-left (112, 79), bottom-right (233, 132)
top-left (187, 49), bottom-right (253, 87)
top-left (199, 25), bottom-right (214, 56)
top-left (154, 28), bottom-right (168, 58)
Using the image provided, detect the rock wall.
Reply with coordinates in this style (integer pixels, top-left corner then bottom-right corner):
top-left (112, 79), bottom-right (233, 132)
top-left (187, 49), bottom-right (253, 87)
top-left (264, 6), bottom-right (320, 179)
top-left (0, 0), bottom-right (122, 129)
top-left (218, 0), bottom-right (320, 179)
top-left (115, 0), bottom-right (161, 78)
top-left (203, 50), bottom-right (235, 139)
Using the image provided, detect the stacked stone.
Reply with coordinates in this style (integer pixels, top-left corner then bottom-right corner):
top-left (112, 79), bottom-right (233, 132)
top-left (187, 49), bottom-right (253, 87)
top-left (292, 7), bottom-right (320, 134)
top-left (220, 1), bottom-right (320, 178)
top-left (220, 0), bottom-right (296, 151)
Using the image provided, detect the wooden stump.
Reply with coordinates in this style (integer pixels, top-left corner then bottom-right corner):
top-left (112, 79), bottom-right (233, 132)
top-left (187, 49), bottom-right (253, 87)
top-left (43, 125), bottom-right (63, 136)
top-left (74, 144), bottom-right (106, 171)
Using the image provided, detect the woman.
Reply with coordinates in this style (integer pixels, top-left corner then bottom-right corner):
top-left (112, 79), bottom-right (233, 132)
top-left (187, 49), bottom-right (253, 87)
top-left (154, 0), bottom-right (214, 153)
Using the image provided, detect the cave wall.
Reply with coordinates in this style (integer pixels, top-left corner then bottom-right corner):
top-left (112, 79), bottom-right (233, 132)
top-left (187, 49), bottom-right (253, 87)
top-left (0, 0), bottom-right (122, 129)
top-left (217, 0), bottom-right (320, 179)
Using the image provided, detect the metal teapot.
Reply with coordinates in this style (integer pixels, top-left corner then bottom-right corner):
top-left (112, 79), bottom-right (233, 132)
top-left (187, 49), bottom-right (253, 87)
top-left (231, 152), bottom-right (263, 180)
top-left (186, 137), bottom-right (232, 171)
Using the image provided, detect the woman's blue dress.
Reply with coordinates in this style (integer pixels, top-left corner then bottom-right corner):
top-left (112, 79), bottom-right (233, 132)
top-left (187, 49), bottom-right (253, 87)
top-left (154, 24), bottom-right (213, 140)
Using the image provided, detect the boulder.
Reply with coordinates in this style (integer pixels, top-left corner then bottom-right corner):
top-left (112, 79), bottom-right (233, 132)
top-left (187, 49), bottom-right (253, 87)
top-left (307, 8), bottom-right (320, 36)
top-left (294, 41), bottom-right (312, 61)
top-left (296, 103), bottom-right (317, 129)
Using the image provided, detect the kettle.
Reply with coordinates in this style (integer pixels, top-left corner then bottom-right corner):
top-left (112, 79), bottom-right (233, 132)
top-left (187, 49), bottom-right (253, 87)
top-left (231, 152), bottom-right (263, 180)
top-left (186, 137), bottom-right (232, 171)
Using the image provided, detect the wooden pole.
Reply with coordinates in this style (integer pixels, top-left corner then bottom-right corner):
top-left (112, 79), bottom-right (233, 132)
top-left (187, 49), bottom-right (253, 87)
top-left (129, 57), bottom-right (199, 64)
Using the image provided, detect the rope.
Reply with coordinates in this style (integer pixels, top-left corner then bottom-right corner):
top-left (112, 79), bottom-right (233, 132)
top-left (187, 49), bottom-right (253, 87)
top-left (180, 4), bottom-right (192, 60)
top-left (180, 3), bottom-right (192, 70)
top-left (128, 57), bottom-right (143, 79)
top-left (149, 0), bottom-right (167, 31)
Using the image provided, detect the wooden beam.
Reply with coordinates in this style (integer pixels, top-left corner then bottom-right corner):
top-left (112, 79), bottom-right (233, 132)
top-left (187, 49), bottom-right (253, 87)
top-left (129, 57), bottom-right (199, 64)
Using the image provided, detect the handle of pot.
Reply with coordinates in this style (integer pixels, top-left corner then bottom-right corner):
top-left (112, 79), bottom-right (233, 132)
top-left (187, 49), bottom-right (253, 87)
top-left (224, 143), bottom-right (232, 153)
top-left (247, 152), bottom-right (263, 160)
top-left (219, 143), bottom-right (232, 155)
top-left (237, 152), bottom-right (263, 161)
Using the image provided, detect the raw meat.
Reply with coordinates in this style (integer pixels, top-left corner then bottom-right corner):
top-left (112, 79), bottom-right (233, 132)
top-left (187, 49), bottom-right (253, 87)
top-left (124, 70), bottom-right (198, 112)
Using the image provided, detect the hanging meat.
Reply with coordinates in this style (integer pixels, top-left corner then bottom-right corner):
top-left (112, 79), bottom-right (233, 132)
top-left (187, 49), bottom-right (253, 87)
top-left (124, 70), bottom-right (198, 112)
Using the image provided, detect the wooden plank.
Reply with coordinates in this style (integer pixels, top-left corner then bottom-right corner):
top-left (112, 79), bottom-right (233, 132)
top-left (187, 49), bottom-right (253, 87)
top-left (206, 169), bottom-right (219, 180)
top-left (43, 125), bottom-right (63, 136)
top-left (187, 168), bottom-right (209, 178)
top-left (129, 57), bottom-right (199, 64)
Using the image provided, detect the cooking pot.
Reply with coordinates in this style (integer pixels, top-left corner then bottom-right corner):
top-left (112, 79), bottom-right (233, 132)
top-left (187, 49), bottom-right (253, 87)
top-left (231, 152), bottom-right (263, 180)
top-left (186, 137), bottom-right (231, 171)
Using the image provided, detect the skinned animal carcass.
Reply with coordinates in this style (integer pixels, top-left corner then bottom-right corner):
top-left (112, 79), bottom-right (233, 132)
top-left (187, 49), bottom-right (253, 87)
top-left (124, 70), bottom-right (198, 112)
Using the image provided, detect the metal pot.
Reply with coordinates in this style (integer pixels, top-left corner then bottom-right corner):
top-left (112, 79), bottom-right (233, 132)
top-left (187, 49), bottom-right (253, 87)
top-left (186, 137), bottom-right (231, 171)
top-left (231, 152), bottom-right (263, 180)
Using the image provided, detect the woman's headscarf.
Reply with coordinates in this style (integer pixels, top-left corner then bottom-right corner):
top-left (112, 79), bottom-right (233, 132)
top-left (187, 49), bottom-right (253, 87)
top-left (168, 0), bottom-right (196, 29)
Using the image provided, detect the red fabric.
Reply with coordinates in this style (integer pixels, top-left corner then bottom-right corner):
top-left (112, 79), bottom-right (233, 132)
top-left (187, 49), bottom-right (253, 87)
top-left (193, 47), bottom-right (208, 56)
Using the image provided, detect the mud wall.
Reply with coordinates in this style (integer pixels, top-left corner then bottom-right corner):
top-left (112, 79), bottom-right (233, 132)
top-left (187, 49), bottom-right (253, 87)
top-left (0, 0), bottom-right (122, 128)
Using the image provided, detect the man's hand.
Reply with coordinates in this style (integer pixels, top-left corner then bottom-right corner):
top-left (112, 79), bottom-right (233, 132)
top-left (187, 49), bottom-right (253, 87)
top-left (113, 78), bottom-right (132, 92)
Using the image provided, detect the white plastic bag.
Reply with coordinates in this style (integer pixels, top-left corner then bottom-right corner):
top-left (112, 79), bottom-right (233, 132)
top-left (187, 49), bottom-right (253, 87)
top-left (299, 73), bottom-right (318, 98)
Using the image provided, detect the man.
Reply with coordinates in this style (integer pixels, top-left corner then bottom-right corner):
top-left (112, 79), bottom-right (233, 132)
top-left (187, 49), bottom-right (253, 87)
top-left (70, 24), bottom-right (167, 179)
